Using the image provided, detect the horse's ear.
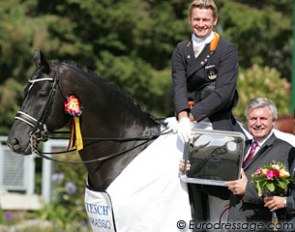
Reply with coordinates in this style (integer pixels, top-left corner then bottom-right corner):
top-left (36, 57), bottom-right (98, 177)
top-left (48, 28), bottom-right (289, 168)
top-left (33, 50), bottom-right (50, 73)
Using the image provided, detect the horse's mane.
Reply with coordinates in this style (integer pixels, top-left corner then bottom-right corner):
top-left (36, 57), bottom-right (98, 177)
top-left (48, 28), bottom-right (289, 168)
top-left (52, 60), bottom-right (157, 121)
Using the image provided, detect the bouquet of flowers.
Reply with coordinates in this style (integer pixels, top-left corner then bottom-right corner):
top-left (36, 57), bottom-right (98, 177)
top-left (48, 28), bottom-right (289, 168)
top-left (252, 161), bottom-right (294, 228)
top-left (252, 161), bottom-right (293, 197)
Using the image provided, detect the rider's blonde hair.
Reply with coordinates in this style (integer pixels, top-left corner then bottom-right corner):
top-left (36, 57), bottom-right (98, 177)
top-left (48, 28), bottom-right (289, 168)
top-left (188, 0), bottom-right (218, 19)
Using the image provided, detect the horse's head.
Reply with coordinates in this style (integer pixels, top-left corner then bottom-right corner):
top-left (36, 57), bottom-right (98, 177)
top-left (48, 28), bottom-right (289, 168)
top-left (7, 50), bottom-right (69, 155)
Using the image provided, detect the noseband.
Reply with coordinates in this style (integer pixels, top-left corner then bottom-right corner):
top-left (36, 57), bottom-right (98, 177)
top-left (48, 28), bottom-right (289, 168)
top-left (15, 66), bottom-right (61, 152)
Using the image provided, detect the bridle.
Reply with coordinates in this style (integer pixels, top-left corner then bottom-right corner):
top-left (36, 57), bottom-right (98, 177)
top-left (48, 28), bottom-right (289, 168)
top-left (14, 64), bottom-right (163, 164)
top-left (15, 65), bottom-right (62, 153)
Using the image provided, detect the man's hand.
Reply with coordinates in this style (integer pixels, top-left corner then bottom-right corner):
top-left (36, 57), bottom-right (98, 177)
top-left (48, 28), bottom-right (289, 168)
top-left (179, 159), bottom-right (191, 176)
top-left (225, 169), bottom-right (248, 195)
top-left (264, 196), bottom-right (287, 211)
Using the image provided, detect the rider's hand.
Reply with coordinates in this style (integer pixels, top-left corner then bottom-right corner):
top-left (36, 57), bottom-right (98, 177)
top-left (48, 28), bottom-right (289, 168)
top-left (164, 117), bottom-right (178, 133)
top-left (177, 117), bottom-right (192, 143)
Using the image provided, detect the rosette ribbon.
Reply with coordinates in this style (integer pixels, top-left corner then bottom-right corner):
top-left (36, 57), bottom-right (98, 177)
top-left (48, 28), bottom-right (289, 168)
top-left (64, 95), bottom-right (83, 151)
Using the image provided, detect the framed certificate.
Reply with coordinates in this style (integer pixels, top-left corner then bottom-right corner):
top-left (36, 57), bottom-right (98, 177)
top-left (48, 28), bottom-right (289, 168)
top-left (180, 129), bottom-right (245, 186)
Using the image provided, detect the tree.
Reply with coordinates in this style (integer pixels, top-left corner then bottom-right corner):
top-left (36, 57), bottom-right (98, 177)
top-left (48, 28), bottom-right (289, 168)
top-left (0, 0), bottom-right (293, 134)
top-left (234, 64), bottom-right (291, 122)
top-left (217, 0), bottom-right (293, 80)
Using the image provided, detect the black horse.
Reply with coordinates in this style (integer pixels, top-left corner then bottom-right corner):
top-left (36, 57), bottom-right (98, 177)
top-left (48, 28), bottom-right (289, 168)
top-left (6, 50), bottom-right (192, 231)
top-left (7, 50), bottom-right (161, 190)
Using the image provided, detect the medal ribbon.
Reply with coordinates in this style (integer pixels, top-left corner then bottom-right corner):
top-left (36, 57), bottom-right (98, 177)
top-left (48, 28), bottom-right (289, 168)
top-left (64, 95), bottom-right (83, 151)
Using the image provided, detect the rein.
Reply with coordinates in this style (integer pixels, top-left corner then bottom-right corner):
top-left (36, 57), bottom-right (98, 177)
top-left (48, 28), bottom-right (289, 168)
top-left (32, 125), bottom-right (172, 164)
top-left (31, 134), bottom-right (159, 165)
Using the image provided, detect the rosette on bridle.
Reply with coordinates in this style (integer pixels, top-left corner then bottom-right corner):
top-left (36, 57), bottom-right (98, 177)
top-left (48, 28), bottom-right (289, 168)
top-left (64, 95), bottom-right (83, 151)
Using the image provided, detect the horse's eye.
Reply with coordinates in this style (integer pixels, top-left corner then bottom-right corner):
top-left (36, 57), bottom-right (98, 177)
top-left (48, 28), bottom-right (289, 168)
top-left (39, 91), bottom-right (49, 98)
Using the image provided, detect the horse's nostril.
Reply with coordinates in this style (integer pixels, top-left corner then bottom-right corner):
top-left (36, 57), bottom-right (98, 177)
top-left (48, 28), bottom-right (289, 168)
top-left (11, 138), bottom-right (19, 146)
top-left (7, 138), bottom-right (20, 151)
top-left (14, 143), bottom-right (21, 151)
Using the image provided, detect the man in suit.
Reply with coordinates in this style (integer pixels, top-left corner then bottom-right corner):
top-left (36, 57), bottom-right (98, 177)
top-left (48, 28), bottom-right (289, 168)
top-left (263, 108), bottom-right (295, 228)
top-left (225, 98), bottom-right (295, 228)
top-left (171, 0), bottom-right (243, 223)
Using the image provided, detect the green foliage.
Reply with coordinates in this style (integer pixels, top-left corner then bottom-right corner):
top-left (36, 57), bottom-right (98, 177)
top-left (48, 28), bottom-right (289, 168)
top-left (234, 64), bottom-right (291, 122)
top-left (96, 51), bottom-right (173, 117)
top-left (217, 0), bottom-right (293, 79)
top-left (27, 153), bottom-right (90, 231)
top-left (0, 208), bottom-right (4, 224)
top-left (0, 0), bottom-right (36, 83)
top-left (0, 79), bottom-right (25, 134)
top-left (0, 153), bottom-right (90, 231)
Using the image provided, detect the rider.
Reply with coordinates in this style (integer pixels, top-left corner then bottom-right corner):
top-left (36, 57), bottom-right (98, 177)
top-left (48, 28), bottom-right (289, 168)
top-left (171, 0), bottom-right (243, 143)
top-left (169, 0), bottom-right (244, 223)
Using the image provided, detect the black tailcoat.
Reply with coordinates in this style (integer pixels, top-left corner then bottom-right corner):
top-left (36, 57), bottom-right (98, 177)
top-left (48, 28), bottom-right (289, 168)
top-left (171, 35), bottom-right (241, 132)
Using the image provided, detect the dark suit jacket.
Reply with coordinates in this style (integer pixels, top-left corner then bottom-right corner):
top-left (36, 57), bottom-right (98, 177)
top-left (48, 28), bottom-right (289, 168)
top-left (171, 34), bottom-right (241, 132)
top-left (228, 134), bottom-right (295, 224)
top-left (285, 158), bottom-right (295, 225)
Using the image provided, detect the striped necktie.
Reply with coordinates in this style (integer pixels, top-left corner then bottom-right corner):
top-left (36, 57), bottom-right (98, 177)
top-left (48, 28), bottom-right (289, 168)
top-left (243, 141), bottom-right (259, 167)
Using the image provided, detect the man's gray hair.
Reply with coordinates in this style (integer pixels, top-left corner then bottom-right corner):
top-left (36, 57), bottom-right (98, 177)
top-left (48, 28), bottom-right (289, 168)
top-left (244, 97), bottom-right (278, 119)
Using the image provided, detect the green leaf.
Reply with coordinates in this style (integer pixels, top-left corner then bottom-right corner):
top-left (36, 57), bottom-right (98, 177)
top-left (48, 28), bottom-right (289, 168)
top-left (277, 180), bottom-right (287, 190)
top-left (266, 182), bottom-right (275, 193)
top-left (256, 184), bottom-right (263, 197)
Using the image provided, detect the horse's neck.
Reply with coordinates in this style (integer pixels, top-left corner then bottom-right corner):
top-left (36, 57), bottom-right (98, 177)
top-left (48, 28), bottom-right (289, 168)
top-left (81, 99), bottom-right (158, 138)
top-left (81, 122), bottom-right (158, 190)
top-left (81, 109), bottom-right (158, 188)
top-left (64, 69), bottom-right (159, 190)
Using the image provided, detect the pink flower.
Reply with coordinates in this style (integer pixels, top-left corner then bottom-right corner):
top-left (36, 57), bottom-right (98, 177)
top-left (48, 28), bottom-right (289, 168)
top-left (266, 170), bottom-right (274, 179)
top-left (255, 168), bottom-right (262, 175)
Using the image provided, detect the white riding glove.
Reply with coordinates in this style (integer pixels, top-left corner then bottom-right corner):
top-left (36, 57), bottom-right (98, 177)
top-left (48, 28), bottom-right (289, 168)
top-left (163, 117), bottom-right (178, 133)
top-left (177, 117), bottom-right (192, 143)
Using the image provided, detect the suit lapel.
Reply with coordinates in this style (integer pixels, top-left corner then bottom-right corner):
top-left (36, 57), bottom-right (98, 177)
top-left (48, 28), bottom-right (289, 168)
top-left (290, 155), bottom-right (295, 176)
top-left (244, 135), bottom-right (276, 170)
top-left (186, 43), bottom-right (215, 78)
top-left (184, 40), bottom-right (195, 71)
top-left (242, 140), bottom-right (252, 170)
